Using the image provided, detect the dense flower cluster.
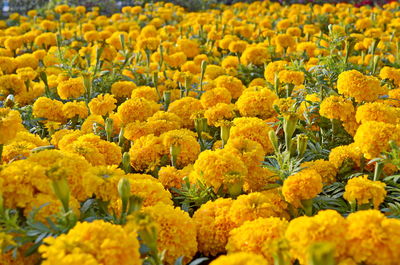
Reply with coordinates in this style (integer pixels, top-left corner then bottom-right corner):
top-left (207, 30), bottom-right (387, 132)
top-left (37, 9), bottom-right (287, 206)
top-left (1, 1), bottom-right (400, 265)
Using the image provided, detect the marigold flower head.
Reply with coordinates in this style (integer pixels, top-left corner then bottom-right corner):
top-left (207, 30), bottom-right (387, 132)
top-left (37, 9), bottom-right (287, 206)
top-left (236, 87), bottom-right (278, 119)
top-left (0, 107), bottom-right (23, 145)
top-left (286, 210), bottom-right (347, 264)
top-left (200, 87), bottom-right (232, 109)
top-left (158, 165), bottom-right (192, 190)
top-left (117, 97), bottom-right (160, 124)
top-left (214, 75), bottom-right (244, 99)
top-left (264, 60), bottom-right (288, 84)
top-left (62, 100), bottom-right (88, 119)
top-left (131, 86), bottom-right (159, 102)
top-left (329, 143), bottom-right (362, 170)
top-left (343, 175), bottom-right (386, 208)
top-left (191, 148), bottom-right (247, 192)
top-left (346, 210), bottom-right (400, 264)
top-left (230, 117), bottom-right (274, 154)
top-left (240, 45), bottom-right (269, 66)
top-left (111, 81), bottom-right (136, 98)
top-left (226, 217), bottom-right (288, 263)
top-left (88, 93), bottom-right (117, 116)
top-left (355, 102), bottom-right (398, 124)
top-left (33, 97), bottom-right (65, 123)
top-left (39, 220), bottom-right (140, 265)
top-left (142, 203), bottom-right (197, 265)
top-left (209, 252), bottom-right (269, 265)
top-left (282, 169), bottom-right (323, 208)
top-left (301, 160), bottom-right (337, 185)
top-left (204, 103), bottom-right (236, 127)
top-left (129, 134), bottom-right (167, 172)
top-left (278, 70), bottom-right (304, 86)
top-left (168, 97), bottom-right (203, 128)
top-left (319, 95), bottom-right (355, 122)
top-left (337, 70), bottom-right (385, 103)
top-left (161, 129), bottom-right (200, 168)
top-left (57, 77), bottom-right (85, 100)
top-left (228, 189), bottom-right (289, 227)
top-left (354, 121), bottom-right (400, 159)
top-left (177, 38), bottom-right (200, 58)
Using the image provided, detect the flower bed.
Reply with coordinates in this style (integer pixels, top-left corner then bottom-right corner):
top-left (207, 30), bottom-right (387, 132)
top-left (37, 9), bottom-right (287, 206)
top-left (1, 1), bottom-right (400, 265)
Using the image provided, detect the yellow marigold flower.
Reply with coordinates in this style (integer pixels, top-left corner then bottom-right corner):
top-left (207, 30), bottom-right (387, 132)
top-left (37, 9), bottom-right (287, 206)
top-left (354, 121), bottom-right (400, 159)
top-left (111, 81), bottom-right (136, 98)
top-left (181, 61), bottom-right (201, 74)
top-left (380, 66), bottom-right (400, 87)
top-left (123, 121), bottom-right (152, 141)
top-left (205, 64), bottom-right (226, 80)
top-left (275, 34), bottom-right (296, 49)
top-left (110, 177), bottom-right (173, 213)
top-left (57, 77), bottom-right (85, 100)
top-left (204, 103), bottom-right (236, 127)
top-left (337, 70), bottom-right (385, 103)
top-left (34, 32), bottom-right (57, 49)
top-left (228, 189), bottom-right (289, 227)
top-left (66, 133), bottom-right (122, 166)
top-left (346, 210), bottom-right (400, 264)
top-left (193, 198), bottom-right (235, 256)
top-left (161, 129), bottom-right (200, 168)
top-left (88, 93), bottom-right (117, 116)
top-left (136, 37), bottom-right (160, 51)
top-left (277, 70), bottom-right (304, 86)
top-left (286, 210), bottom-right (347, 265)
top-left (81, 114), bottom-right (105, 134)
top-left (319, 95), bottom-right (355, 122)
top-left (301, 160), bottom-right (337, 185)
top-left (228, 40), bottom-right (248, 53)
top-left (210, 252), bottom-right (269, 265)
top-left (165, 51), bottom-right (187, 68)
top-left (28, 150), bottom-right (92, 201)
top-left (0, 107), bottom-right (22, 145)
top-left (117, 98), bottom-right (160, 124)
top-left (0, 74), bottom-right (26, 95)
top-left (282, 169), bottom-right (323, 208)
top-left (221, 56), bottom-right (239, 69)
top-left (2, 131), bottom-right (49, 162)
top-left (168, 97), bottom-right (203, 128)
top-left (236, 87), bottom-right (278, 119)
top-left (83, 30), bottom-right (99, 43)
top-left (177, 38), bottom-right (200, 58)
top-left (24, 193), bottom-right (80, 222)
top-left (230, 117), bottom-right (274, 154)
top-left (0, 56), bottom-right (16, 74)
top-left (62, 100), bottom-right (88, 119)
top-left (83, 165), bottom-right (126, 202)
top-left (33, 97), bottom-right (65, 123)
top-left (240, 45), bottom-right (269, 66)
top-left (226, 217), bottom-right (288, 263)
top-left (39, 220), bottom-right (140, 265)
top-left (142, 203), bottom-right (197, 265)
top-left (158, 165), bottom-right (192, 190)
top-left (214, 75), bottom-right (244, 99)
top-left (4, 36), bottom-right (23, 51)
top-left (146, 111), bottom-right (182, 136)
top-left (329, 143), bottom-right (362, 170)
top-left (225, 136), bottom-right (264, 170)
top-left (191, 148), bottom-right (247, 192)
top-left (387, 88), bottom-right (400, 107)
top-left (0, 159), bottom-right (50, 208)
top-left (16, 67), bottom-right (37, 81)
top-left (264, 60), bottom-right (288, 84)
top-left (129, 134), bottom-right (167, 172)
top-left (355, 17), bottom-right (372, 31)
top-left (200, 87), bottom-right (232, 109)
top-left (355, 102), bottom-right (398, 124)
top-left (297, 41), bottom-right (317, 57)
top-left (131, 86), bottom-right (159, 102)
top-left (343, 175), bottom-right (386, 208)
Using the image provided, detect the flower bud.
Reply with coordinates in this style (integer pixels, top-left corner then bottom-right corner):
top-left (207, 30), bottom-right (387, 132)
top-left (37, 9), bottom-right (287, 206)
top-left (163, 90), bottom-right (171, 110)
top-left (105, 117), bottom-right (113, 142)
top-left (118, 178), bottom-right (131, 214)
top-left (122, 152), bottom-right (131, 173)
top-left (308, 242), bottom-right (335, 265)
top-left (268, 130), bottom-right (279, 154)
top-left (170, 144), bottom-right (181, 167)
top-left (46, 166), bottom-right (70, 212)
top-left (297, 134), bottom-right (308, 158)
